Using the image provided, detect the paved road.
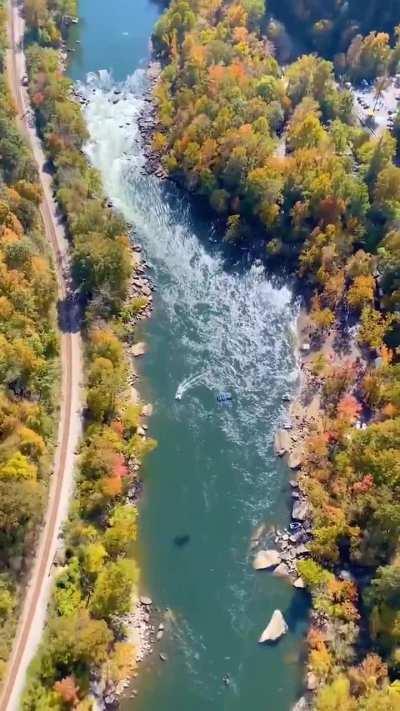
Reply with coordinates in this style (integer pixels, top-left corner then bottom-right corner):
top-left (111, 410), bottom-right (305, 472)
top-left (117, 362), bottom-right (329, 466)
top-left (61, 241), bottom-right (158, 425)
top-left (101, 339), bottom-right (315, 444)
top-left (0, 2), bottom-right (82, 708)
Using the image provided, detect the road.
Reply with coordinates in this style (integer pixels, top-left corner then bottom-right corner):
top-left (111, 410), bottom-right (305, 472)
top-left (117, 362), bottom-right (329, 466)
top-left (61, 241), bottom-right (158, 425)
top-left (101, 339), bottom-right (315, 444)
top-left (0, 1), bottom-right (82, 708)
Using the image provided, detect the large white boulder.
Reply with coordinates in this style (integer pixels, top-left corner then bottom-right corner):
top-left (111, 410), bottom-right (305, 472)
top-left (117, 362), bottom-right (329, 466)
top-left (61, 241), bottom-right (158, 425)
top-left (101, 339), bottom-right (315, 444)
top-left (258, 609), bottom-right (288, 643)
top-left (292, 500), bottom-right (310, 521)
top-left (131, 341), bottom-right (147, 357)
top-left (288, 449), bottom-right (303, 469)
top-left (253, 549), bottom-right (281, 570)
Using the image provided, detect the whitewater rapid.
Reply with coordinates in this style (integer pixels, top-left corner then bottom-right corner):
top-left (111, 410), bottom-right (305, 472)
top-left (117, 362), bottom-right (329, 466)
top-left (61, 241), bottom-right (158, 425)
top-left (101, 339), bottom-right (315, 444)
top-left (80, 69), bottom-right (297, 467)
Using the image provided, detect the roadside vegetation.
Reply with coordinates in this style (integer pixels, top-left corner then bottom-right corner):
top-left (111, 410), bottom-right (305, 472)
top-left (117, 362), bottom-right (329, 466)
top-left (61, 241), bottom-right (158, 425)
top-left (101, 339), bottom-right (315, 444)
top-left (0, 0), bottom-right (58, 683)
top-left (153, 0), bottom-right (400, 707)
top-left (15, 1), bottom-right (157, 708)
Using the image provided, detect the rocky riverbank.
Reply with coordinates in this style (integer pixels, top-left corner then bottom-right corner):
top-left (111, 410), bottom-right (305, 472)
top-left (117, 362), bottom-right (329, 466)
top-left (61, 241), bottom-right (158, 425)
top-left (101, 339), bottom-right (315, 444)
top-left (251, 308), bottom-right (318, 588)
top-left (253, 302), bottom-right (369, 709)
top-left (138, 61), bottom-right (168, 180)
top-left (68, 74), bottom-right (162, 708)
top-left (93, 596), bottom-right (170, 708)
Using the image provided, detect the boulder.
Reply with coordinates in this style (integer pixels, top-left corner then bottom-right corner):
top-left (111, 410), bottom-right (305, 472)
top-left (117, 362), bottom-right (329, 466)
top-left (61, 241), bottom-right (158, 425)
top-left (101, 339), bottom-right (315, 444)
top-left (140, 596), bottom-right (152, 606)
top-left (288, 449), bottom-right (303, 469)
top-left (292, 697), bottom-right (311, 711)
top-left (294, 544), bottom-right (309, 557)
top-left (251, 523), bottom-right (266, 543)
top-left (142, 403), bottom-right (153, 417)
top-left (253, 549), bottom-right (281, 570)
top-left (292, 500), bottom-right (310, 521)
top-left (130, 386), bottom-right (140, 404)
top-left (274, 429), bottom-right (290, 456)
top-left (258, 610), bottom-right (288, 643)
top-left (293, 577), bottom-right (305, 589)
top-left (273, 563), bottom-right (291, 578)
top-left (131, 342), bottom-right (147, 357)
top-left (306, 672), bottom-right (318, 691)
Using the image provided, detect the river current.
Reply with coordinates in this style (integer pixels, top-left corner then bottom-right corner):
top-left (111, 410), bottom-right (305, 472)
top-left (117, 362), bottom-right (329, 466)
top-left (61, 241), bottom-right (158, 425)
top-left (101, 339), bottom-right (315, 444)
top-left (70, 2), bottom-right (308, 708)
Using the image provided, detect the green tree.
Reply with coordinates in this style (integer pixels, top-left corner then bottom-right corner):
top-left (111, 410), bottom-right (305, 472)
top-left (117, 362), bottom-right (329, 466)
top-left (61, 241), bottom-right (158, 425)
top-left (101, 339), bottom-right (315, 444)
top-left (90, 560), bottom-right (139, 619)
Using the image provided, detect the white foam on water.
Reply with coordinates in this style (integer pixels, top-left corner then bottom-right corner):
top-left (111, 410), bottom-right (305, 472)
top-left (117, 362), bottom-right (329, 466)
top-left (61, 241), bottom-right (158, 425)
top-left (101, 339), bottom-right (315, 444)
top-left (175, 370), bottom-right (207, 400)
top-left (79, 71), bottom-right (297, 454)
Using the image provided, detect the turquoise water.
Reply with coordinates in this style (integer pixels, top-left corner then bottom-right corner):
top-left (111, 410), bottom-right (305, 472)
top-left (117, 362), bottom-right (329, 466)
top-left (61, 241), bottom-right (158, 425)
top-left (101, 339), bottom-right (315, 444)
top-left (69, 3), bottom-right (309, 709)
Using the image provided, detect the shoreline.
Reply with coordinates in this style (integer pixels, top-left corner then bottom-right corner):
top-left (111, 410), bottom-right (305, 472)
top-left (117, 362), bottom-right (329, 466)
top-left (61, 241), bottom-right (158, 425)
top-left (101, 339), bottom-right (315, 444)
top-left (275, 301), bottom-right (369, 709)
top-left (77, 68), bottom-right (160, 709)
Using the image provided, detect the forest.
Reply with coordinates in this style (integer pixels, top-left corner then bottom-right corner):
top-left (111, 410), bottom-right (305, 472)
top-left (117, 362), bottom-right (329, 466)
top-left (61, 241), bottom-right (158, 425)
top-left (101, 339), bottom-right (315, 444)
top-left (268, 0), bottom-right (400, 63)
top-left (4, 0), bottom-right (400, 707)
top-left (152, 0), bottom-right (400, 708)
top-left (6, 1), bottom-right (158, 708)
top-left (0, 0), bottom-right (58, 682)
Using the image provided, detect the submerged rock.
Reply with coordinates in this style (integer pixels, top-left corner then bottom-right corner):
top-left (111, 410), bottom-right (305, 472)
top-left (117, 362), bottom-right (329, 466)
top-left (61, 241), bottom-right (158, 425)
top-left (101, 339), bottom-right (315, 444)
top-left (253, 549), bottom-right (281, 570)
top-left (258, 610), bottom-right (288, 643)
top-left (274, 429), bottom-right (290, 456)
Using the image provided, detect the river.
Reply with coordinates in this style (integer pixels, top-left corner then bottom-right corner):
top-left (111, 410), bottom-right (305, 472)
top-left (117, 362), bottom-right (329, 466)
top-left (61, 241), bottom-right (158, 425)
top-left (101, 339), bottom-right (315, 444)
top-left (69, 2), bottom-right (309, 709)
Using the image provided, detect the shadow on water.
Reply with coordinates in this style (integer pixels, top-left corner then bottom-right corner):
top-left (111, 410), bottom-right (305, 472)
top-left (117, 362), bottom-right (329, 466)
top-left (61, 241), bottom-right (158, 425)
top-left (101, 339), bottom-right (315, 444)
top-left (285, 590), bottom-right (311, 636)
top-left (173, 534), bottom-right (191, 548)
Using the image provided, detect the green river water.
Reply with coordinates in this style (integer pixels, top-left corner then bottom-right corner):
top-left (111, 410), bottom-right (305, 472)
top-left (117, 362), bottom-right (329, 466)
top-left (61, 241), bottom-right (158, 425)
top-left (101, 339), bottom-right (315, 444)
top-left (69, 2), bottom-right (309, 709)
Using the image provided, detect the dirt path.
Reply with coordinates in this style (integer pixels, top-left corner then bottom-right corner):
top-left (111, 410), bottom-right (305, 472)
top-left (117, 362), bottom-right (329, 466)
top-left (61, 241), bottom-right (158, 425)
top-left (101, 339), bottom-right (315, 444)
top-left (0, 2), bottom-right (82, 708)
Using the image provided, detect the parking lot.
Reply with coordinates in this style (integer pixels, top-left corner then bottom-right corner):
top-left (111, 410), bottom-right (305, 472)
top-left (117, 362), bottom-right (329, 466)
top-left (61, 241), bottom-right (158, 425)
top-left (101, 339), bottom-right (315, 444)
top-left (351, 75), bottom-right (400, 134)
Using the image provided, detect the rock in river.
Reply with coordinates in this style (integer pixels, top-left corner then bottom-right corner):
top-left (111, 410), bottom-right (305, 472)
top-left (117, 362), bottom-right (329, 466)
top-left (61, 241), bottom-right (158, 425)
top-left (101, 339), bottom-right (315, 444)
top-left (292, 500), bottom-right (309, 521)
top-left (306, 671), bottom-right (318, 691)
top-left (273, 562), bottom-right (291, 578)
top-left (288, 449), bottom-right (303, 469)
top-left (131, 341), bottom-right (147, 357)
top-left (274, 429), bottom-right (290, 456)
top-left (258, 610), bottom-right (288, 643)
top-left (253, 549), bottom-right (281, 570)
top-left (141, 403), bottom-right (153, 417)
top-left (292, 696), bottom-right (311, 711)
top-left (140, 596), bottom-right (152, 606)
top-left (293, 577), bottom-right (305, 589)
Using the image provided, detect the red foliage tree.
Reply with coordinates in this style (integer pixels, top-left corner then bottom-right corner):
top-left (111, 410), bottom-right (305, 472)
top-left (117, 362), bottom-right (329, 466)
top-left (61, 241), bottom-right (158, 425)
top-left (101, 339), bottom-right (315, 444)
top-left (54, 676), bottom-right (79, 705)
top-left (337, 393), bottom-right (362, 423)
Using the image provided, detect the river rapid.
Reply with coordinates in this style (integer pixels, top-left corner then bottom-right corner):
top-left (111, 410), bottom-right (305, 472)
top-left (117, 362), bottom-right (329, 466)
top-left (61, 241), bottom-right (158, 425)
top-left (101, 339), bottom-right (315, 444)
top-left (69, 2), bottom-right (309, 709)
